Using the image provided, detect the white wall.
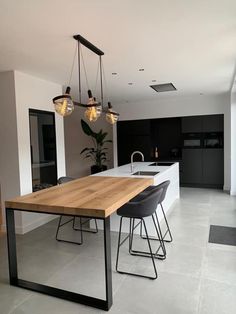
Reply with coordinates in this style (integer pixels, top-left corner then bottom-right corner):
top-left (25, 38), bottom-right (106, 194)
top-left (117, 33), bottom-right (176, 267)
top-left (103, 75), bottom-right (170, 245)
top-left (0, 71), bottom-right (22, 230)
top-left (64, 106), bottom-right (113, 178)
top-left (0, 71), bottom-right (66, 234)
top-left (230, 84), bottom-right (236, 195)
top-left (13, 71), bottom-right (66, 233)
top-left (115, 93), bottom-right (231, 190)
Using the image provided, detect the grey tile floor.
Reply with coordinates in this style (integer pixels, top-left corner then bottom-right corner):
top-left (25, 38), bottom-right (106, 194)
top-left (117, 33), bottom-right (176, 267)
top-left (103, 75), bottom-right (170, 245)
top-left (0, 187), bottom-right (236, 313)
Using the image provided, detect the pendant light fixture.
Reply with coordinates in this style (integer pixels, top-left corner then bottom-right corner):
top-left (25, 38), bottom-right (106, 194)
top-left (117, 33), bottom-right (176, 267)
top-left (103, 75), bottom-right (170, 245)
top-left (53, 86), bottom-right (74, 117)
top-left (105, 102), bottom-right (119, 124)
top-left (52, 34), bottom-right (119, 124)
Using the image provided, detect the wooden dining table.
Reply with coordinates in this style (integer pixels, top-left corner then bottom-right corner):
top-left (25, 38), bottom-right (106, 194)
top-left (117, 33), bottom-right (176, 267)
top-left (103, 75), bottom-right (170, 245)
top-left (5, 175), bottom-right (153, 311)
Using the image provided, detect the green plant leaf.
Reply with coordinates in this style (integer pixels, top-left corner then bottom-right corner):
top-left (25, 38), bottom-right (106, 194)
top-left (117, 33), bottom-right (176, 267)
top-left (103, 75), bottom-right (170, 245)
top-left (81, 119), bottom-right (96, 137)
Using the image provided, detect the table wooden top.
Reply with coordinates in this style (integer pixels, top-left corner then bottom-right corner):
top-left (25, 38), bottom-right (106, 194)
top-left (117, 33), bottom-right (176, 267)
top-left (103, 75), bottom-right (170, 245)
top-left (5, 176), bottom-right (153, 218)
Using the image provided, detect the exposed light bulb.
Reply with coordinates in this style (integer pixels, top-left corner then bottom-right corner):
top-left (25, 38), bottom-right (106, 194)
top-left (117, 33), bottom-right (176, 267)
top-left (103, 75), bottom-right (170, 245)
top-left (105, 102), bottom-right (119, 124)
top-left (53, 86), bottom-right (74, 117)
top-left (84, 90), bottom-right (102, 122)
top-left (84, 107), bottom-right (99, 122)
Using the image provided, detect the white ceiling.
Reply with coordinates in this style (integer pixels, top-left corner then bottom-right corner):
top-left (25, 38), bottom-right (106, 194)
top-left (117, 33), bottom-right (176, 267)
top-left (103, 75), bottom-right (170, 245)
top-left (0, 0), bottom-right (235, 105)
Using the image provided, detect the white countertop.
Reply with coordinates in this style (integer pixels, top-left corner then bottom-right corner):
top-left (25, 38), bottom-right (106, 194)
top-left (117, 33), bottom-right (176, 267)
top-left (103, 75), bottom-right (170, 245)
top-left (94, 162), bottom-right (178, 179)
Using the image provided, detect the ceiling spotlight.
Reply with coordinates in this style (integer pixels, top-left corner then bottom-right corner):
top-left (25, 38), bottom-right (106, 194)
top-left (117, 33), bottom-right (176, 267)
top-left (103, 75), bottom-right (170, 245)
top-left (139, 68), bottom-right (144, 71)
top-left (128, 83), bottom-right (133, 85)
top-left (112, 72), bottom-right (117, 75)
top-left (152, 80), bottom-right (157, 82)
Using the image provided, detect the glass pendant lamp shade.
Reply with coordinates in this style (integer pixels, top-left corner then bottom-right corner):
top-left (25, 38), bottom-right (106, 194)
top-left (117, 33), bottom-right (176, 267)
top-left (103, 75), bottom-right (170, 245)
top-left (84, 90), bottom-right (102, 122)
top-left (106, 102), bottom-right (119, 124)
top-left (53, 86), bottom-right (74, 117)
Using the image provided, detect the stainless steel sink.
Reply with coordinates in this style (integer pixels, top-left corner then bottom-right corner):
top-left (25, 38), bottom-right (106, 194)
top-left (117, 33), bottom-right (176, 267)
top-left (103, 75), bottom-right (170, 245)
top-left (132, 171), bottom-right (159, 176)
top-left (149, 162), bottom-right (174, 166)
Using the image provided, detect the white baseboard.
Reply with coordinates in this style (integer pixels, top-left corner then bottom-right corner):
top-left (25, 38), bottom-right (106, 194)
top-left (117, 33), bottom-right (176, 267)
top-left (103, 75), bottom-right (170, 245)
top-left (230, 189), bottom-right (236, 196)
top-left (1, 215), bottom-right (57, 234)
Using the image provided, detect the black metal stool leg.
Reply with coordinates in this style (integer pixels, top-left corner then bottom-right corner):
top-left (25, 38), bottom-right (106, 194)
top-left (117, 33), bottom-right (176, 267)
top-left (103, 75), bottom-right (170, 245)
top-left (73, 217), bottom-right (99, 234)
top-left (56, 216), bottom-right (83, 245)
top-left (115, 217), bottom-right (123, 272)
top-left (116, 217), bottom-right (158, 279)
top-left (160, 203), bottom-right (173, 242)
top-left (130, 215), bottom-right (166, 260)
top-left (142, 219), bottom-right (158, 279)
top-left (152, 214), bottom-right (166, 259)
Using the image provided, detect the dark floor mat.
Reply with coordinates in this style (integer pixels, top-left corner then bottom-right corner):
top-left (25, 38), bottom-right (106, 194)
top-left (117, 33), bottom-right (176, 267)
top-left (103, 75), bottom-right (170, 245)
top-left (209, 225), bottom-right (236, 246)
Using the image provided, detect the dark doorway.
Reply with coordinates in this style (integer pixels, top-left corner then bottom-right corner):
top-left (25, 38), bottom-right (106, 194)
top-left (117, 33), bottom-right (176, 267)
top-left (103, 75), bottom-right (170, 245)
top-left (29, 109), bottom-right (57, 192)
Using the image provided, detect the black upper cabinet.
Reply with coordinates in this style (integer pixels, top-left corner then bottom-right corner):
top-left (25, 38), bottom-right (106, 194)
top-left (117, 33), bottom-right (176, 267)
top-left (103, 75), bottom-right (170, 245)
top-left (151, 118), bottom-right (182, 159)
top-left (117, 117), bottom-right (182, 166)
top-left (202, 115), bottom-right (223, 132)
top-left (117, 119), bottom-right (151, 136)
top-left (182, 116), bottom-right (203, 133)
top-left (117, 120), bottom-right (151, 166)
top-left (182, 114), bottom-right (223, 133)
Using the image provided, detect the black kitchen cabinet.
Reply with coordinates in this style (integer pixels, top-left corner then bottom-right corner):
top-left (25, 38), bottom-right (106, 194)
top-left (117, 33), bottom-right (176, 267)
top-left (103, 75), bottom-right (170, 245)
top-left (117, 114), bottom-right (224, 188)
top-left (117, 119), bottom-right (152, 165)
top-left (202, 149), bottom-right (224, 186)
top-left (182, 116), bottom-right (203, 133)
top-left (181, 148), bottom-right (224, 188)
top-left (181, 149), bottom-right (203, 184)
top-left (117, 119), bottom-right (151, 136)
top-left (117, 117), bottom-right (182, 166)
top-left (182, 114), bottom-right (223, 133)
top-left (202, 115), bottom-right (223, 132)
top-left (117, 134), bottom-right (151, 165)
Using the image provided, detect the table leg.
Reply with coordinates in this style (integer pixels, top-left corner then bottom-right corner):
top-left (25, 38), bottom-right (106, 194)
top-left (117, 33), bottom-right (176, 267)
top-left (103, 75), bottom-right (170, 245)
top-left (5, 209), bottom-right (113, 311)
top-left (6, 208), bottom-right (18, 285)
top-left (103, 217), bottom-right (113, 310)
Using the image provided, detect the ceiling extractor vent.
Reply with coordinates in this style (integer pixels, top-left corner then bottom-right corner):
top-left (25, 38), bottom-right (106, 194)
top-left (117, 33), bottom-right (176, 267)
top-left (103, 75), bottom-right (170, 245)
top-left (150, 83), bottom-right (177, 93)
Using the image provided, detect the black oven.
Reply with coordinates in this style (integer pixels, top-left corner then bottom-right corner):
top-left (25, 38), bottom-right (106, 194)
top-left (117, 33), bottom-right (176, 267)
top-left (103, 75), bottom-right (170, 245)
top-left (183, 133), bottom-right (202, 148)
top-left (203, 132), bottom-right (223, 148)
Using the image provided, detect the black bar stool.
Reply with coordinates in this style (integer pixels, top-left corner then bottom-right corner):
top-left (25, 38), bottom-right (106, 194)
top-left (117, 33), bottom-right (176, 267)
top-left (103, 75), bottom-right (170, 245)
top-left (139, 180), bottom-right (173, 243)
top-left (55, 176), bottom-right (98, 245)
top-left (115, 186), bottom-right (164, 280)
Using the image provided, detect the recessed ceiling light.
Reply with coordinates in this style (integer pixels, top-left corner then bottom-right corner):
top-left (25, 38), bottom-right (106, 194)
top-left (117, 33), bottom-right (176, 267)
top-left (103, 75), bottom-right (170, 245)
top-left (139, 68), bottom-right (144, 71)
top-left (152, 80), bottom-right (156, 82)
top-left (200, 93), bottom-right (204, 95)
top-left (112, 72), bottom-right (117, 75)
top-left (128, 82), bottom-right (133, 85)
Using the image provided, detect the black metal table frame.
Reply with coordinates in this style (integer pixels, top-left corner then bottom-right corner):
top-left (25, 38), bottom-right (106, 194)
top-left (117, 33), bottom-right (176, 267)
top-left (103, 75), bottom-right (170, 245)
top-left (6, 208), bottom-right (113, 311)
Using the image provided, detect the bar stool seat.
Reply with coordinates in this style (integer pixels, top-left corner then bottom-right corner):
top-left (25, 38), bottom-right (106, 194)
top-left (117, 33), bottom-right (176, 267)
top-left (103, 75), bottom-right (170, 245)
top-left (55, 177), bottom-right (98, 245)
top-left (115, 186), bottom-right (165, 280)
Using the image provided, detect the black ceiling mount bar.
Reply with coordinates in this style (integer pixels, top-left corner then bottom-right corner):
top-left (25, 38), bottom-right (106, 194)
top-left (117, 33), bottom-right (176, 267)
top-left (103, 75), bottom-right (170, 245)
top-left (73, 34), bottom-right (104, 56)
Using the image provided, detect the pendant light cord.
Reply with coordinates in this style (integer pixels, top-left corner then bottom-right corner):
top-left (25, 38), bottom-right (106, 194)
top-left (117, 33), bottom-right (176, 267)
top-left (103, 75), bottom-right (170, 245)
top-left (94, 59), bottom-right (100, 99)
top-left (68, 42), bottom-right (78, 87)
top-left (101, 59), bottom-right (109, 103)
top-left (80, 47), bottom-right (90, 91)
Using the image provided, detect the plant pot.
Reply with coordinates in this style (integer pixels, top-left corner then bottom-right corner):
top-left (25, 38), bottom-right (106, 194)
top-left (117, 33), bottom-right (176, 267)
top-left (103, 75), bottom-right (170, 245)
top-left (91, 165), bottom-right (107, 174)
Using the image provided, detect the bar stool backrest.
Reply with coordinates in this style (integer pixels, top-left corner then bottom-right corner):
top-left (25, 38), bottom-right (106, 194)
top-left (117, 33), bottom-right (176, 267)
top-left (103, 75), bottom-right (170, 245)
top-left (128, 187), bottom-right (163, 218)
top-left (156, 180), bottom-right (170, 204)
top-left (58, 176), bottom-right (74, 184)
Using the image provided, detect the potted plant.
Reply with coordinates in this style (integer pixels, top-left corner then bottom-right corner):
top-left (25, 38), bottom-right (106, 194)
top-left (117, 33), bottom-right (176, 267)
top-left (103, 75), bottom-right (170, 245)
top-left (80, 119), bottom-right (112, 174)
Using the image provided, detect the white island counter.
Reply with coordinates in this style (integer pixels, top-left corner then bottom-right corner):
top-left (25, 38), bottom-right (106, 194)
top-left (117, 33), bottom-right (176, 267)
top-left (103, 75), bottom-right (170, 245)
top-left (94, 162), bottom-right (179, 235)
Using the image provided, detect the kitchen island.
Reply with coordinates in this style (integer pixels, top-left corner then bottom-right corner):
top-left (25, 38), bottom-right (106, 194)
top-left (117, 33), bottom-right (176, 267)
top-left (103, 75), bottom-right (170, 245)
top-left (94, 162), bottom-right (180, 235)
